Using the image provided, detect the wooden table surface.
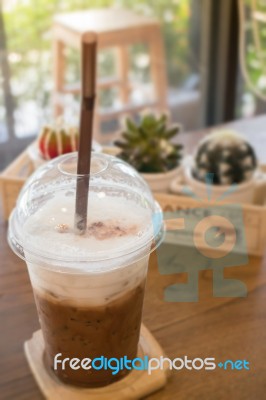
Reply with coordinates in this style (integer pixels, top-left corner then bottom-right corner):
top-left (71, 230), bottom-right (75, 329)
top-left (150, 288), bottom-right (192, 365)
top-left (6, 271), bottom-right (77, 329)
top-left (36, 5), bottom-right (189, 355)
top-left (1, 115), bottom-right (266, 400)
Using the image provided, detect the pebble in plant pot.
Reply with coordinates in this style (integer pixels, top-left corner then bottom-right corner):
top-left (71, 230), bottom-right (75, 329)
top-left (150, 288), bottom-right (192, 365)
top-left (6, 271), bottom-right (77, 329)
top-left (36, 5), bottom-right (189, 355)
top-left (185, 129), bottom-right (258, 203)
top-left (115, 111), bottom-right (183, 192)
top-left (28, 119), bottom-right (102, 169)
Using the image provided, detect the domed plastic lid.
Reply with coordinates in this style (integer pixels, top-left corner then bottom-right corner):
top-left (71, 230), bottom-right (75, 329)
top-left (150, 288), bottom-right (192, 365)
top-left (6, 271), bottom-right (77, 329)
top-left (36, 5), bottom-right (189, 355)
top-left (8, 152), bottom-right (163, 271)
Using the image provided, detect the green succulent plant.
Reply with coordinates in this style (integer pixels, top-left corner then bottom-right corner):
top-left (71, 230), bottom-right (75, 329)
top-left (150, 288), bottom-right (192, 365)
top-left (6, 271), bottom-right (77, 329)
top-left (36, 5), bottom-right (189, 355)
top-left (115, 112), bottom-right (183, 173)
top-left (193, 130), bottom-right (257, 185)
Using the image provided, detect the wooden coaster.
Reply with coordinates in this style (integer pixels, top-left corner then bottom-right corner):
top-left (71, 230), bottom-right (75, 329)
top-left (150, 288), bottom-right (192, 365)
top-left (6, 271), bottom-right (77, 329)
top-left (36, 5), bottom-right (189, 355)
top-left (24, 325), bottom-right (169, 399)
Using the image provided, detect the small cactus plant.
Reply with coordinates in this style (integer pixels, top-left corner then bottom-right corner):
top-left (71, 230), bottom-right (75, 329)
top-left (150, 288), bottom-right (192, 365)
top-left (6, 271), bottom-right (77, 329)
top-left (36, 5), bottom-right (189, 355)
top-left (193, 130), bottom-right (257, 185)
top-left (38, 119), bottom-right (78, 160)
top-left (115, 112), bottom-right (183, 173)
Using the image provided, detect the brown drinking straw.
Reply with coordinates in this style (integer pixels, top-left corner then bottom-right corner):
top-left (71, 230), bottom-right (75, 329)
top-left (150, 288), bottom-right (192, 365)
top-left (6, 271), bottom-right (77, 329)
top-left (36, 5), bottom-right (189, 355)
top-left (75, 39), bottom-right (97, 234)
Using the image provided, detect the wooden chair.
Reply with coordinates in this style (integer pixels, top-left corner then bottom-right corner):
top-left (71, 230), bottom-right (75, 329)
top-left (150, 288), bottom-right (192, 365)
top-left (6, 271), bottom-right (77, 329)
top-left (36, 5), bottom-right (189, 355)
top-left (52, 8), bottom-right (168, 142)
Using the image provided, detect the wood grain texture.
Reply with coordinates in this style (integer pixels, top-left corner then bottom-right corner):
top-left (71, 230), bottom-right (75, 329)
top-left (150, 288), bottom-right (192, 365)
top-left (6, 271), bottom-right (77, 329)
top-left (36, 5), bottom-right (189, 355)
top-left (24, 326), bottom-right (168, 400)
top-left (1, 116), bottom-right (266, 399)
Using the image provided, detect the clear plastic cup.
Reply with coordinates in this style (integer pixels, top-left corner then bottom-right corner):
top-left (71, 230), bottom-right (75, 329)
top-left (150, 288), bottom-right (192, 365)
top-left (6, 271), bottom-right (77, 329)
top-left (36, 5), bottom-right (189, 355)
top-left (8, 152), bottom-right (163, 387)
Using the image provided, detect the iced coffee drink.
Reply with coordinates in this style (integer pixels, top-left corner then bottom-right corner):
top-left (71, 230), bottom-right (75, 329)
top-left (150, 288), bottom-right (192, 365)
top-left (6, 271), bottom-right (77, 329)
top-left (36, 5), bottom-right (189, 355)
top-left (35, 281), bottom-right (145, 386)
top-left (25, 193), bottom-right (150, 386)
top-left (8, 153), bottom-right (163, 387)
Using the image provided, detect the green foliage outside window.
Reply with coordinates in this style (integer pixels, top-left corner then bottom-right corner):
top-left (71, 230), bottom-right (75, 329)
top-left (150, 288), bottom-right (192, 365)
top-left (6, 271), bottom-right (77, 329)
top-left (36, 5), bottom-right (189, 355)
top-left (2, 0), bottom-right (193, 111)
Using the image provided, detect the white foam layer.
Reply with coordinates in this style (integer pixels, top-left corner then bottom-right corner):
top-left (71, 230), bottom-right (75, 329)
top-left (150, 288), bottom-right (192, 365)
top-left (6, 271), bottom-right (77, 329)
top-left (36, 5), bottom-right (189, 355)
top-left (23, 191), bottom-right (153, 270)
top-left (27, 255), bottom-right (148, 306)
top-left (23, 191), bottom-right (152, 305)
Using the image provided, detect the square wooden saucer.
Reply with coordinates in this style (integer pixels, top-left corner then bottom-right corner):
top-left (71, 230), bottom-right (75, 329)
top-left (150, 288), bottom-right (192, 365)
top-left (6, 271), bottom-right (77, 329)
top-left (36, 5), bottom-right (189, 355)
top-left (24, 324), bottom-right (169, 399)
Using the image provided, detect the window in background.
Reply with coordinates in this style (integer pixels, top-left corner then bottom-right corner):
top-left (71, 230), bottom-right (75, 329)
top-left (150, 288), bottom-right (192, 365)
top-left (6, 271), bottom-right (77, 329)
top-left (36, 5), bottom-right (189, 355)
top-left (236, 0), bottom-right (266, 119)
top-left (3, 0), bottom-right (266, 170)
top-left (0, 0), bottom-right (203, 167)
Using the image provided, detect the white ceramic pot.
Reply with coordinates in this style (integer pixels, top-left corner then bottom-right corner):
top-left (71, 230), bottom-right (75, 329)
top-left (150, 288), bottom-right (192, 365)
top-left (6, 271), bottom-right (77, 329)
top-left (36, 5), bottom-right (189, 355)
top-left (103, 147), bottom-right (182, 193)
top-left (170, 157), bottom-right (266, 204)
top-left (142, 166), bottom-right (182, 193)
top-left (184, 165), bottom-right (256, 203)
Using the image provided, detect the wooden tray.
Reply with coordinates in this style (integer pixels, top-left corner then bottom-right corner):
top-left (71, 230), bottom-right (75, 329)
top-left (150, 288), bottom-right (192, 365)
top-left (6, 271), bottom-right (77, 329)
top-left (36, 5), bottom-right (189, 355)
top-left (1, 144), bottom-right (266, 255)
top-left (0, 143), bottom-right (118, 220)
top-left (0, 149), bottom-right (34, 220)
top-left (24, 325), bottom-right (169, 400)
top-left (155, 193), bottom-right (266, 256)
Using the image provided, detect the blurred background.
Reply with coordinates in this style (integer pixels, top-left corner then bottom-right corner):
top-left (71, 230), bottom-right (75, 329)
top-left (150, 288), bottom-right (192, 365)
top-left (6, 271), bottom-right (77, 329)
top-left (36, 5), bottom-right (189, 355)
top-left (0, 0), bottom-right (266, 169)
